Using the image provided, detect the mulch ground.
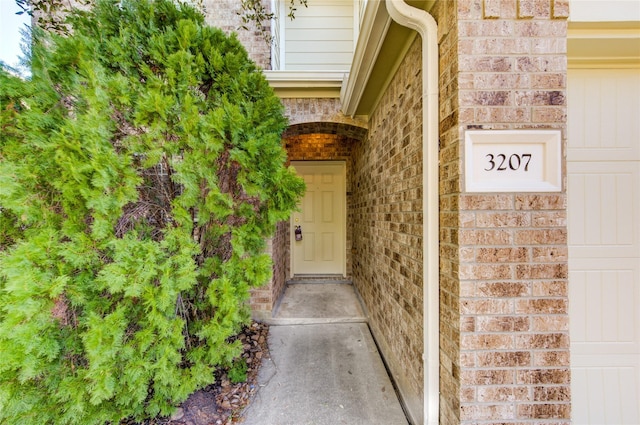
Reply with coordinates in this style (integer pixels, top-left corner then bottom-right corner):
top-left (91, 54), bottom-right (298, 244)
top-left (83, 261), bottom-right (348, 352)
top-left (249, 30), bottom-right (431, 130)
top-left (129, 321), bottom-right (269, 425)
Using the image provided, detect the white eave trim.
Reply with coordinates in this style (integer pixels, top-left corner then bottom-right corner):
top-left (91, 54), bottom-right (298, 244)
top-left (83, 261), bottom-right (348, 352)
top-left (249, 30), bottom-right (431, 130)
top-left (340, 1), bottom-right (392, 116)
top-left (568, 26), bottom-right (640, 68)
top-left (264, 71), bottom-right (346, 98)
top-left (264, 70), bottom-right (346, 87)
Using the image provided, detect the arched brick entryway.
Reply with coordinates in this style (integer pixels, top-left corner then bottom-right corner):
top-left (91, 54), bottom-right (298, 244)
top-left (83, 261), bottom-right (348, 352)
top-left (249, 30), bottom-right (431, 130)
top-left (249, 117), bottom-right (367, 321)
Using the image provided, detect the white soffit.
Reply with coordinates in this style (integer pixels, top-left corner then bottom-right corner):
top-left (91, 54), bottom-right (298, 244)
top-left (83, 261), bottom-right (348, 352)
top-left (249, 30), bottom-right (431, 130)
top-left (340, 0), bottom-right (392, 116)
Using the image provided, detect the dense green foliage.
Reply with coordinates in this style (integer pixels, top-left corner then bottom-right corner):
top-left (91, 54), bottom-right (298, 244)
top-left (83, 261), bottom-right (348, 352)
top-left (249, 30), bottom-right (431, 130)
top-left (0, 1), bottom-right (304, 423)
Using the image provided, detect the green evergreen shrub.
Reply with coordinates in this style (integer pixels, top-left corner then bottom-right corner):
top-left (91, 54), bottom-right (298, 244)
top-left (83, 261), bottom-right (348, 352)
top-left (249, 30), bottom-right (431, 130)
top-left (227, 358), bottom-right (248, 384)
top-left (0, 1), bottom-right (304, 423)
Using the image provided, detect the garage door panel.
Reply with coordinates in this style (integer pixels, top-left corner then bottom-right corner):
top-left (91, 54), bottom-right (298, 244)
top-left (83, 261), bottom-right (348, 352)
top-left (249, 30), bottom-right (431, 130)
top-left (569, 67), bottom-right (640, 424)
top-left (568, 69), bottom-right (640, 162)
top-left (568, 161), bottom-right (639, 256)
top-left (571, 365), bottom-right (639, 425)
top-left (571, 368), bottom-right (590, 425)
top-left (570, 264), bottom-right (638, 346)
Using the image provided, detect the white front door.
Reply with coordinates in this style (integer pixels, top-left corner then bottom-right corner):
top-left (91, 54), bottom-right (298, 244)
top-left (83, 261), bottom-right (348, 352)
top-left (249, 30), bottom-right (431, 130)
top-left (568, 68), bottom-right (640, 424)
top-left (291, 161), bottom-right (346, 276)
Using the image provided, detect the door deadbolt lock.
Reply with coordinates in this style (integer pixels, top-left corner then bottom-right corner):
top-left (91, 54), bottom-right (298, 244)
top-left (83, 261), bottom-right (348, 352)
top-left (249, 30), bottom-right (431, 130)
top-left (294, 225), bottom-right (302, 241)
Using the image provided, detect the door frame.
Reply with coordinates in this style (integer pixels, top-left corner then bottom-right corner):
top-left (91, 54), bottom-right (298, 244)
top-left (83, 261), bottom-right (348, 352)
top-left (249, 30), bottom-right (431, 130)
top-left (289, 160), bottom-right (347, 278)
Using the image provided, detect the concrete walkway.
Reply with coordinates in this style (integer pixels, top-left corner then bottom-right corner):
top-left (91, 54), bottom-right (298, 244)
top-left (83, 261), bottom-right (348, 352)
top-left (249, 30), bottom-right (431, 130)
top-left (241, 282), bottom-right (409, 425)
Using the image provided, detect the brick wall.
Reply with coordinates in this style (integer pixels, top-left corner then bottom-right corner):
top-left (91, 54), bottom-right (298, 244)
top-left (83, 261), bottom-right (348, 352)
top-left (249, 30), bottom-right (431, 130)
top-left (281, 98), bottom-right (368, 130)
top-left (437, 0), bottom-right (570, 423)
top-left (434, 0), bottom-right (462, 423)
top-left (270, 221), bottom-right (290, 309)
top-left (351, 38), bottom-right (425, 419)
top-left (201, 0), bottom-right (272, 69)
top-left (249, 221), bottom-right (289, 320)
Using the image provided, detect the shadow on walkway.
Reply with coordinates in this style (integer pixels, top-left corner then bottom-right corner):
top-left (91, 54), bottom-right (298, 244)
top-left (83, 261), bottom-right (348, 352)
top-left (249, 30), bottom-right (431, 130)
top-left (241, 279), bottom-right (409, 425)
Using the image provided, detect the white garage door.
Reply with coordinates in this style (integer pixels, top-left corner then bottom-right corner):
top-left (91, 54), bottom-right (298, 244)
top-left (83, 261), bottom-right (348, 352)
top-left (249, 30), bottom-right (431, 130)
top-left (568, 68), bottom-right (640, 424)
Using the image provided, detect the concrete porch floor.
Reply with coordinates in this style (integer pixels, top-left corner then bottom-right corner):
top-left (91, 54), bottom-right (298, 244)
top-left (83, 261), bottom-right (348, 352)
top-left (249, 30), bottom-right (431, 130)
top-left (270, 283), bottom-right (367, 324)
top-left (241, 280), bottom-right (409, 425)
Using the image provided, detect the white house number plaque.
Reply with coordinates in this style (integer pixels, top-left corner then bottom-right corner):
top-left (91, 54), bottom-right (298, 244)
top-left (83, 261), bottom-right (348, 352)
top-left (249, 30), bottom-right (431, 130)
top-left (464, 129), bottom-right (562, 193)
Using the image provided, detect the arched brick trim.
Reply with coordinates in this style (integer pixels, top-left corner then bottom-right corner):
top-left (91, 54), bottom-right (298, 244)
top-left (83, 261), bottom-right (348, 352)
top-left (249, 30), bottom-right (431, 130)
top-left (280, 98), bottom-right (367, 138)
top-left (284, 121), bottom-right (368, 141)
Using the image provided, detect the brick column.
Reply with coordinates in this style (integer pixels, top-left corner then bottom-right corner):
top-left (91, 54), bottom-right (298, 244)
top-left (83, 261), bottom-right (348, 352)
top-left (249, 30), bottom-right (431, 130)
top-left (438, 0), bottom-right (570, 423)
